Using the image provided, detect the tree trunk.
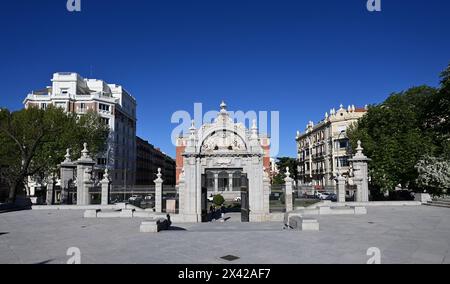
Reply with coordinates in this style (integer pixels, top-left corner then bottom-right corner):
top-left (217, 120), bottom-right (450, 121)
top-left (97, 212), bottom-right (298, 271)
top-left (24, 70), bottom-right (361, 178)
top-left (7, 182), bottom-right (18, 204)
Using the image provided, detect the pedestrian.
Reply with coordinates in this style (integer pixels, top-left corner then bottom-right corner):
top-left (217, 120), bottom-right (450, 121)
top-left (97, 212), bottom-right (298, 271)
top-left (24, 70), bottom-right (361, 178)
top-left (209, 205), bottom-right (215, 221)
top-left (220, 204), bottom-right (226, 220)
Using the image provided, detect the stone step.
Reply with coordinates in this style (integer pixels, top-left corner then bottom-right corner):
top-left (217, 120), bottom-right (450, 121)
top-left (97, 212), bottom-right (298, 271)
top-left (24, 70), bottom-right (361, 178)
top-left (424, 202), bottom-right (450, 209)
top-left (428, 200), bottom-right (450, 206)
top-left (431, 199), bottom-right (450, 204)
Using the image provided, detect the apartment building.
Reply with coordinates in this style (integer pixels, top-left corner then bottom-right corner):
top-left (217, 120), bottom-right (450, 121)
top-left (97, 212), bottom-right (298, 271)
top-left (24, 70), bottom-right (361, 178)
top-left (136, 137), bottom-right (176, 186)
top-left (296, 104), bottom-right (367, 189)
top-left (23, 72), bottom-right (137, 186)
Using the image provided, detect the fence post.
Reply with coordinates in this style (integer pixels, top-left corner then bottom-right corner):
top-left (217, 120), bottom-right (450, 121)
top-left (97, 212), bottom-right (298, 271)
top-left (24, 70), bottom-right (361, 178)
top-left (263, 167), bottom-right (271, 216)
top-left (178, 169), bottom-right (185, 214)
top-left (154, 168), bottom-right (163, 213)
top-left (101, 169), bottom-right (111, 205)
top-left (349, 141), bottom-right (371, 202)
top-left (76, 143), bottom-right (95, 205)
top-left (60, 149), bottom-right (76, 205)
top-left (335, 174), bottom-right (346, 203)
top-left (46, 178), bottom-right (54, 205)
top-left (284, 167), bottom-right (294, 212)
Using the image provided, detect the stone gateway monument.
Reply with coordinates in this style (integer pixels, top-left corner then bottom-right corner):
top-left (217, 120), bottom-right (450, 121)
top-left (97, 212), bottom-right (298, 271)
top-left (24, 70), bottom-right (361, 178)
top-left (176, 102), bottom-right (271, 222)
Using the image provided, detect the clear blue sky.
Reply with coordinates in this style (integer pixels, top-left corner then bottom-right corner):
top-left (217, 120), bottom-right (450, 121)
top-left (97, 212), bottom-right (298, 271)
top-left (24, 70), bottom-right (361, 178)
top-left (0, 0), bottom-right (449, 158)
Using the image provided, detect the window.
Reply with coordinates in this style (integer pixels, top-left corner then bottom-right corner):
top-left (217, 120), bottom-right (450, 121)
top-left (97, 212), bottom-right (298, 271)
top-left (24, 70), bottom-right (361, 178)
top-left (41, 103), bottom-right (47, 110)
top-left (97, 158), bottom-right (107, 165)
top-left (339, 139), bottom-right (348, 149)
top-left (80, 103), bottom-right (86, 110)
top-left (206, 172), bottom-right (214, 190)
top-left (61, 88), bottom-right (69, 95)
top-left (55, 102), bottom-right (66, 109)
top-left (99, 104), bottom-right (110, 112)
top-left (100, 118), bottom-right (110, 125)
top-left (337, 157), bottom-right (350, 167)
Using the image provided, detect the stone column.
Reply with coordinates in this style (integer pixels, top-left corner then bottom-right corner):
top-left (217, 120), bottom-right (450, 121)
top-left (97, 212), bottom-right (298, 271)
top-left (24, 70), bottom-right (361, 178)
top-left (195, 157), bottom-right (202, 219)
top-left (60, 149), bottom-right (76, 205)
top-left (284, 167), bottom-right (294, 212)
top-left (84, 179), bottom-right (94, 205)
top-left (214, 173), bottom-right (219, 193)
top-left (349, 141), bottom-right (371, 203)
top-left (263, 167), bottom-right (271, 217)
top-left (154, 168), bottom-right (163, 213)
top-left (353, 177), bottom-right (363, 202)
top-left (182, 157), bottom-right (198, 222)
top-left (178, 169), bottom-right (186, 213)
top-left (228, 173), bottom-right (233, 191)
top-left (335, 174), bottom-right (346, 203)
top-left (101, 169), bottom-right (111, 205)
top-left (46, 179), bottom-right (54, 205)
top-left (76, 143), bottom-right (96, 206)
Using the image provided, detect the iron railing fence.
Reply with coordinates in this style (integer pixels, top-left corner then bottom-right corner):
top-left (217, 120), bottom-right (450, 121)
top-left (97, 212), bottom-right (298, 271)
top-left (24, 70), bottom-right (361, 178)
top-left (110, 184), bottom-right (178, 212)
top-left (270, 184), bottom-right (287, 213)
top-left (270, 184), bottom-right (323, 212)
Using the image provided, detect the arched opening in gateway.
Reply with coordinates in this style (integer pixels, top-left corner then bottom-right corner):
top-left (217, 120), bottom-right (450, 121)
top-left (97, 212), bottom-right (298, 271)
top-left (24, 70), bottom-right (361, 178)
top-left (201, 169), bottom-right (249, 223)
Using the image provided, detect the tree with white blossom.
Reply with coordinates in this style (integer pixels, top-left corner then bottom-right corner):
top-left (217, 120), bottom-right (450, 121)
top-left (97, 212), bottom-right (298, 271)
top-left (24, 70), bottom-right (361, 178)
top-left (415, 156), bottom-right (450, 196)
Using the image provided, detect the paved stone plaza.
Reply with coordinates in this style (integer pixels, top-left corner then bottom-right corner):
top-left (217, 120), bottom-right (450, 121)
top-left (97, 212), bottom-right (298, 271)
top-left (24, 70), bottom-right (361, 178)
top-left (0, 206), bottom-right (449, 264)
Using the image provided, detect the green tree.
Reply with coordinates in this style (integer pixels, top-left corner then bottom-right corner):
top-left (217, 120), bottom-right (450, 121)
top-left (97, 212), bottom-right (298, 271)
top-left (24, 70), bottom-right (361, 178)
top-left (0, 106), bottom-right (109, 203)
top-left (272, 157), bottom-right (298, 185)
top-left (423, 64), bottom-right (450, 159)
top-left (213, 194), bottom-right (225, 206)
top-left (348, 63), bottom-right (450, 195)
top-left (347, 86), bottom-right (437, 193)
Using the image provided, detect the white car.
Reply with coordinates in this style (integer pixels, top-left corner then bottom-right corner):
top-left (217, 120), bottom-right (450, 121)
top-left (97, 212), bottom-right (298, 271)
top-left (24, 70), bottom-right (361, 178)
top-left (128, 195), bottom-right (141, 202)
top-left (316, 192), bottom-right (330, 200)
top-left (207, 195), bottom-right (214, 202)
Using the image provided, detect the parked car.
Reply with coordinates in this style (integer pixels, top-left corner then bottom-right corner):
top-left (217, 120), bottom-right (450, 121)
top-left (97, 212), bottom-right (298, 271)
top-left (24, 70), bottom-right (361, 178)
top-left (325, 193), bottom-right (337, 202)
top-left (207, 195), bottom-right (214, 202)
top-left (270, 192), bottom-right (282, 200)
top-left (128, 195), bottom-right (142, 202)
top-left (316, 192), bottom-right (331, 200)
top-left (234, 196), bottom-right (241, 202)
top-left (302, 192), bottom-right (316, 199)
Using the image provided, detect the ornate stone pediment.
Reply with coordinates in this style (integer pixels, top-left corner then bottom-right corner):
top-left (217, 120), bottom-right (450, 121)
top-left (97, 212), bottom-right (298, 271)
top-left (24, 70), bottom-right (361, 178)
top-left (200, 130), bottom-right (246, 153)
top-left (215, 158), bottom-right (233, 166)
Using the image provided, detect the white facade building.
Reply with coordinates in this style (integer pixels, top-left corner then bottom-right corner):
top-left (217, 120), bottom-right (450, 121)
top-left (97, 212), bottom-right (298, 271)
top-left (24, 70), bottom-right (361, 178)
top-left (296, 104), bottom-right (367, 189)
top-left (23, 72), bottom-right (137, 186)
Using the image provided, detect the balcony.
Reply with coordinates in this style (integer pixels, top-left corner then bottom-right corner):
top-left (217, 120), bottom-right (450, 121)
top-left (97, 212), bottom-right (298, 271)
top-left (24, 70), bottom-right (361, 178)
top-left (312, 168), bottom-right (325, 175)
top-left (99, 109), bottom-right (112, 115)
top-left (312, 153), bottom-right (325, 160)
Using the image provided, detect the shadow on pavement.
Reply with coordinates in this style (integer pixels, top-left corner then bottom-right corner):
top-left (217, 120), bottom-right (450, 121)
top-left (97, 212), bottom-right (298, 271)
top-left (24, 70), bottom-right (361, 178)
top-left (0, 198), bottom-right (33, 214)
top-left (33, 259), bottom-right (55, 265)
top-left (168, 226), bottom-right (187, 231)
